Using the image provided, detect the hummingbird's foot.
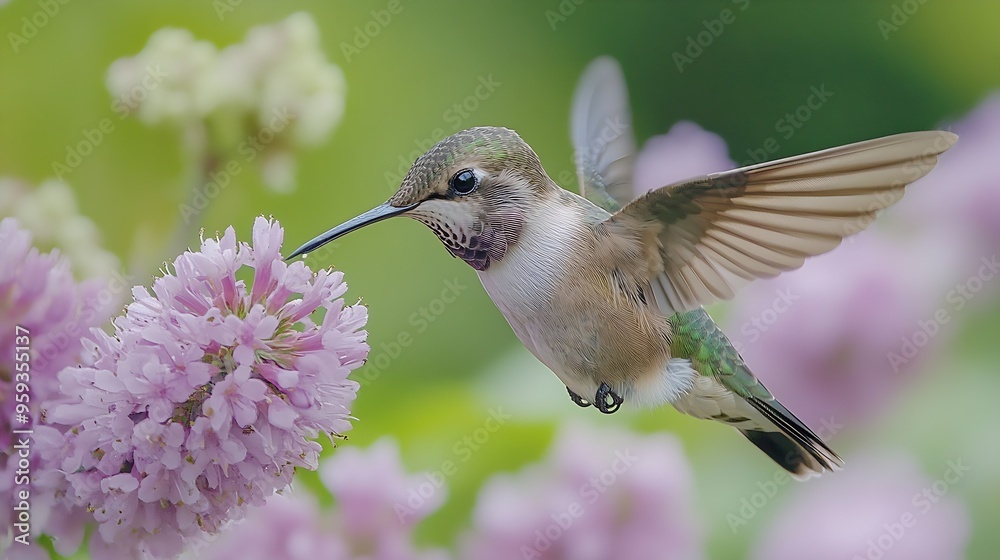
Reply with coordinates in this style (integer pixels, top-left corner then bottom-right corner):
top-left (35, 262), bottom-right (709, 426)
top-left (594, 382), bottom-right (623, 414)
top-left (567, 387), bottom-right (591, 408)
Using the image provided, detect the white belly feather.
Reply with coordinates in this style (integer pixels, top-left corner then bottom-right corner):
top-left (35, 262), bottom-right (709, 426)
top-left (477, 203), bottom-right (696, 408)
top-left (477, 204), bottom-right (578, 379)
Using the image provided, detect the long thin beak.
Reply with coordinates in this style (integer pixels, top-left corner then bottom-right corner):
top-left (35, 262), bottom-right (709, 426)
top-left (285, 202), bottom-right (418, 260)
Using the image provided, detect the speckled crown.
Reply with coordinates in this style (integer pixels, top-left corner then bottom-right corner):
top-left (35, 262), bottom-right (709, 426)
top-left (389, 126), bottom-right (543, 206)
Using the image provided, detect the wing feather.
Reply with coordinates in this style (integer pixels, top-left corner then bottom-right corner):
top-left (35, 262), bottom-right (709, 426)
top-left (605, 131), bottom-right (957, 313)
top-left (571, 57), bottom-right (638, 212)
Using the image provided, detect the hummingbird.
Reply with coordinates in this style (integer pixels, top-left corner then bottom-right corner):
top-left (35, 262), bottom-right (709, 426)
top-left (288, 57), bottom-right (956, 479)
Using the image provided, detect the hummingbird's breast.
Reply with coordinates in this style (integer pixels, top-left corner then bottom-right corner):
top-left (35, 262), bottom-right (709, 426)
top-left (477, 199), bottom-right (676, 402)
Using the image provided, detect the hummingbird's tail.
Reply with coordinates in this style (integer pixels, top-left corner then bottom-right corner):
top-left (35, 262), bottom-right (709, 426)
top-left (669, 309), bottom-right (843, 479)
top-left (737, 394), bottom-right (844, 479)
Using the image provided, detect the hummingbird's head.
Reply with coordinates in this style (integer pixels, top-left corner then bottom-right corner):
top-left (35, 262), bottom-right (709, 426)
top-left (288, 127), bottom-right (554, 270)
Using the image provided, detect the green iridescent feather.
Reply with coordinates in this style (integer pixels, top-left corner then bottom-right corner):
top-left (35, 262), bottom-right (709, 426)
top-left (669, 308), bottom-right (771, 401)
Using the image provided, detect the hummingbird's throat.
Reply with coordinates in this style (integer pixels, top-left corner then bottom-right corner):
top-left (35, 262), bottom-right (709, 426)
top-left (417, 215), bottom-right (522, 271)
top-left (435, 224), bottom-right (504, 271)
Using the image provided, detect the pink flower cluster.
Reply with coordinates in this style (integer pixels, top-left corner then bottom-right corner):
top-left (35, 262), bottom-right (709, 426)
top-left (0, 218), bottom-right (114, 557)
top-left (36, 217), bottom-right (368, 558)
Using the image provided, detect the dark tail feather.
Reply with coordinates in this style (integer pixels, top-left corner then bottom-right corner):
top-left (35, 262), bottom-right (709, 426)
top-left (741, 396), bottom-right (844, 479)
top-left (740, 429), bottom-right (829, 479)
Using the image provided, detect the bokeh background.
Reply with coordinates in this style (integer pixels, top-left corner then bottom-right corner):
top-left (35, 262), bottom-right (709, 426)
top-left (2, 1), bottom-right (999, 559)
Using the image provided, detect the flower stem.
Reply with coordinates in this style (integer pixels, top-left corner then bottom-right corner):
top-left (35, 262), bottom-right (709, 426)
top-left (168, 122), bottom-right (220, 258)
top-left (130, 122), bottom-right (222, 278)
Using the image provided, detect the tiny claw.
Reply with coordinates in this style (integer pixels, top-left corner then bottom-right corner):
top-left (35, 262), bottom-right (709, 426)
top-left (567, 387), bottom-right (591, 408)
top-left (594, 382), bottom-right (623, 414)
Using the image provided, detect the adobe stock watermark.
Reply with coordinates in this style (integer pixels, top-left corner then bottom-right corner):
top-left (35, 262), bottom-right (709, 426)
top-left (178, 106), bottom-right (293, 223)
top-left (354, 276), bottom-right (469, 387)
top-left (382, 74), bottom-right (502, 190)
top-left (212, 0), bottom-right (243, 20)
top-left (7, 0), bottom-right (73, 53)
top-left (8, 261), bottom-right (129, 547)
top-left (853, 458), bottom-right (970, 560)
top-left (393, 407), bottom-right (512, 523)
top-left (520, 448), bottom-right (639, 559)
top-left (737, 84), bottom-right (834, 167)
top-left (726, 416), bottom-right (843, 533)
top-left (51, 64), bottom-right (169, 179)
top-left (544, 0), bottom-right (588, 31)
top-left (672, 0), bottom-right (750, 73)
top-left (877, 0), bottom-right (931, 41)
top-left (339, 0), bottom-right (410, 63)
top-left (11, 326), bottom-right (33, 547)
top-left (888, 252), bottom-right (999, 372)
top-left (731, 287), bottom-right (798, 355)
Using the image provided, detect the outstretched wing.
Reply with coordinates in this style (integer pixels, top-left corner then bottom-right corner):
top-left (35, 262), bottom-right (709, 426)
top-left (570, 56), bottom-right (638, 212)
top-left (603, 131), bottom-right (958, 314)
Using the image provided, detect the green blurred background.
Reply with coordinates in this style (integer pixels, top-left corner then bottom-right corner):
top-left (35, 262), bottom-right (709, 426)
top-left (2, 1), bottom-right (999, 558)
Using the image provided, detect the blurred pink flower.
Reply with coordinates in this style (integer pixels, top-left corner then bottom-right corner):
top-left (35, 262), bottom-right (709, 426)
top-left (0, 218), bottom-right (114, 556)
top-left (195, 494), bottom-right (346, 560)
top-left (632, 121), bottom-right (735, 194)
top-left (894, 94), bottom-right (1000, 246)
top-left (752, 452), bottom-right (970, 560)
top-left (460, 423), bottom-right (702, 560)
top-left (890, 93), bottom-right (1000, 306)
top-left (725, 231), bottom-right (942, 430)
top-left (37, 217), bottom-right (368, 559)
top-left (321, 438), bottom-right (449, 559)
top-left (196, 438), bottom-right (450, 560)
top-left (0, 219), bottom-right (112, 441)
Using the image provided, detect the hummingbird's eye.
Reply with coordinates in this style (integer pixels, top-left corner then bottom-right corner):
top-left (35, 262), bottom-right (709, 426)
top-left (449, 169), bottom-right (479, 195)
